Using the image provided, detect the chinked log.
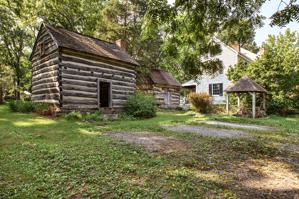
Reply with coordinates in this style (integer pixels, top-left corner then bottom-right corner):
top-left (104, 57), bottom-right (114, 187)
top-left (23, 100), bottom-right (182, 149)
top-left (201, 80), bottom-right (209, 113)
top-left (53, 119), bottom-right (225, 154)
top-left (63, 96), bottom-right (97, 105)
top-left (32, 87), bottom-right (60, 95)
top-left (32, 93), bottom-right (60, 101)
top-left (62, 90), bottom-right (97, 98)
top-left (62, 84), bottom-right (97, 93)
top-left (61, 61), bottom-right (135, 78)
top-left (32, 71), bottom-right (58, 82)
top-left (62, 68), bottom-right (135, 83)
top-left (32, 82), bottom-right (59, 91)
top-left (33, 65), bottom-right (59, 76)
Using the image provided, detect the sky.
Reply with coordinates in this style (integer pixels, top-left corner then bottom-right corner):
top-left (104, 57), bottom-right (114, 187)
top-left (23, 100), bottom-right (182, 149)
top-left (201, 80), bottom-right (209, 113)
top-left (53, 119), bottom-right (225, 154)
top-left (167, 0), bottom-right (299, 46)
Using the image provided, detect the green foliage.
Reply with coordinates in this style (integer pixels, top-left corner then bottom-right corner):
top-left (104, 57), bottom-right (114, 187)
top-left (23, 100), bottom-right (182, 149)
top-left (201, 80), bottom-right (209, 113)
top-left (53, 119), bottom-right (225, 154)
top-left (143, 0), bottom-right (264, 79)
top-left (124, 93), bottom-right (156, 118)
top-left (228, 29), bottom-right (299, 114)
top-left (84, 111), bottom-right (103, 122)
top-left (188, 92), bottom-right (212, 114)
top-left (270, 0), bottom-right (299, 27)
top-left (8, 100), bottom-right (36, 113)
top-left (64, 111), bottom-right (83, 121)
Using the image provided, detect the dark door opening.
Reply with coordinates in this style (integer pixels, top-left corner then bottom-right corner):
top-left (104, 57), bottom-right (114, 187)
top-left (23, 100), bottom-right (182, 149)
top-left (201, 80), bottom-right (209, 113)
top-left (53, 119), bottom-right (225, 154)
top-left (99, 81), bottom-right (111, 108)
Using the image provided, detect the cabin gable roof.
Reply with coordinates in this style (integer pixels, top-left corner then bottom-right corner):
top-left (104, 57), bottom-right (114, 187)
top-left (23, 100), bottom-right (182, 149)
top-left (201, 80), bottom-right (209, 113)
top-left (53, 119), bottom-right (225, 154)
top-left (30, 24), bottom-right (139, 66)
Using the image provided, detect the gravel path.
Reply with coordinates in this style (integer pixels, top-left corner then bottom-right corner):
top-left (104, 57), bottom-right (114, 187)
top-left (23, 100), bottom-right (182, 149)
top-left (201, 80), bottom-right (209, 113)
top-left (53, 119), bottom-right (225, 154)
top-left (200, 121), bottom-right (274, 131)
top-left (161, 125), bottom-right (249, 138)
top-left (107, 132), bottom-right (188, 153)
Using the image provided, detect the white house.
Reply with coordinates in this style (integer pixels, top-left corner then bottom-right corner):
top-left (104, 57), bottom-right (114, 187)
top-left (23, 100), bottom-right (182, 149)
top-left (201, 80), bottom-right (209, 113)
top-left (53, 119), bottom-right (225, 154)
top-left (182, 40), bottom-right (258, 104)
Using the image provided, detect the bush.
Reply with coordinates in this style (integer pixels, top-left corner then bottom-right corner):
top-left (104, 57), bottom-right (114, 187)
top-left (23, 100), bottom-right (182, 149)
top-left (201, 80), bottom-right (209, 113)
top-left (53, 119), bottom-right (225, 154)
top-left (124, 93), bottom-right (156, 118)
top-left (84, 111), bottom-right (103, 122)
top-left (188, 92), bottom-right (212, 114)
top-left (64, 111), bottom-right (83, 121)
top-left (8, 100), bottom-right (36, 113)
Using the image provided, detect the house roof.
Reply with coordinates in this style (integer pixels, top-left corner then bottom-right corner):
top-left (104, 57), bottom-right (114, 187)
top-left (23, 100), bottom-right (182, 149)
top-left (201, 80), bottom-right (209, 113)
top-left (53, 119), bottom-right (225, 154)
top-left (150, 69), bottom-right (181, 87)
top-left (138, 69), bottom-right (181, 87)
top-left (225, 76), bottom-right (267, 93)
top-left (31, 24), bottom-right (139, 66)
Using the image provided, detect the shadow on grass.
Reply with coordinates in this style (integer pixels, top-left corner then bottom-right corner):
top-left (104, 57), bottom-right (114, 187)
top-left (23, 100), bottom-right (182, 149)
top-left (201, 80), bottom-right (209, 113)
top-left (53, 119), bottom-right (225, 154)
top-left (0, 105), bottom-right (298, 198)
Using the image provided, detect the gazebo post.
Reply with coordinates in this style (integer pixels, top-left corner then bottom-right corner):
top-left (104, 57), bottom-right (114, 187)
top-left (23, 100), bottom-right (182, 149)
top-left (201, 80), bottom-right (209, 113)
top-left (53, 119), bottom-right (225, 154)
top-left (263, 93), bottom-right (266, 111)
top-left (237, 93), bottom-right (241, 111)
top-left (251, 92), bottom-right (256, 118)
top-left (226, 93), bottom-right (229, 115)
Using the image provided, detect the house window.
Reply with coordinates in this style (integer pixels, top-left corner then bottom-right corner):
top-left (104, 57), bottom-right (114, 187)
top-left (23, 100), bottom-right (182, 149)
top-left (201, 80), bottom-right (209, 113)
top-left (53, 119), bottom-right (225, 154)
top-left (209, 83), bottom-right (223, 96)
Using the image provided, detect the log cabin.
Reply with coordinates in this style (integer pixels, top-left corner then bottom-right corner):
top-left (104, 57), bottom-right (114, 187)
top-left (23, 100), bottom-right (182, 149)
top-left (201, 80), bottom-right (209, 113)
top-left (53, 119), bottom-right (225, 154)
top-left (137, 69), bottom-right (181, 108)
top-left (30, 23), bottom-right (139, 113)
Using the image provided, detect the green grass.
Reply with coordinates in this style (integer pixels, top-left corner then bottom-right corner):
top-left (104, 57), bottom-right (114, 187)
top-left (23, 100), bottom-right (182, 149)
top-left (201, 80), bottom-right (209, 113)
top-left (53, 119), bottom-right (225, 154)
top-left (1, 105), bottom-right (299, 198)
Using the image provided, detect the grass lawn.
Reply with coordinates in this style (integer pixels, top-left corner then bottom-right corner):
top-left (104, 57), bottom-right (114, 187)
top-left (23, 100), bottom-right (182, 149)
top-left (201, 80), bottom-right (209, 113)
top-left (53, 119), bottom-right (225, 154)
top-left (0, 105), bottom-right (299, 198)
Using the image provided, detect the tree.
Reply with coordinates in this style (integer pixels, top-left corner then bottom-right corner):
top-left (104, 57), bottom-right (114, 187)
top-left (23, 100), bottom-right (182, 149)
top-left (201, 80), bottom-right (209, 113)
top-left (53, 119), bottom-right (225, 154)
top-left (270, 0), bottom-right (299, 27)
top-left (0, 0), bottom-right (32, 99)
top-left (228, 29), bottom-right (299, 114)
top-left (0, 65), bottom-right (14, 104)
top-left (143, 0), bottom-right (265, 79)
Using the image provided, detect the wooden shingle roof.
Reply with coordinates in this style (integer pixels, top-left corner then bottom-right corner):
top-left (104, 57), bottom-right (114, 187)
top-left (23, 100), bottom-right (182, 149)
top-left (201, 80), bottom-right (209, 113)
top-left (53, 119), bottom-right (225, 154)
top-left (150, 69), bottom-right (181, 87)
top-left (44, 24), bottom-right (139, 66)
top-left (225, 76), bottom-right (267, 93)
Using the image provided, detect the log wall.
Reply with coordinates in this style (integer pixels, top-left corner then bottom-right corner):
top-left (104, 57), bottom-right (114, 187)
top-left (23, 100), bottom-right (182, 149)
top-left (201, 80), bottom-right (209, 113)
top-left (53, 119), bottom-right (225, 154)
top-left (31, 26), bottom-right (60, 104)
top-left (60, 49), bottom-right (136, 112)
top-left (138, 85), bottom-right (180, 108)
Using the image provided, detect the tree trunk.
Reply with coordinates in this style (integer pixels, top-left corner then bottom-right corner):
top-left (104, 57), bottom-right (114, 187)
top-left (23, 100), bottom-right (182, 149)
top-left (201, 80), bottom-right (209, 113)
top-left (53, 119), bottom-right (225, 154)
top-left (0, 83), bottom-right (4, 104)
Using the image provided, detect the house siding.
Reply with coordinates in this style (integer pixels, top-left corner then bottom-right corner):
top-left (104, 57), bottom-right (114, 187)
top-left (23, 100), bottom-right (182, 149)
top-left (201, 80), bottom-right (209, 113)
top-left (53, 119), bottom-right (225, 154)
top-left (194, 43), bottom-right (238, 104)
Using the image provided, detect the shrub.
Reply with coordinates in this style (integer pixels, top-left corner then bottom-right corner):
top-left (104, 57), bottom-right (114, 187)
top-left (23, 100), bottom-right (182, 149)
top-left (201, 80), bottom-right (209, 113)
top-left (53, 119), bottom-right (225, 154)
top-left (84, 111), bottom-right (103, 122)
top-left (35, 103), bottom-right (57, 116)
top-left (188, 92), bottom-right (212, 114)
top-left (124, 93), bottom-right (156, 118)
top-left (64, 111), bottom-right (83, 121)
top-left (8, 100), bottom-right (36, 113)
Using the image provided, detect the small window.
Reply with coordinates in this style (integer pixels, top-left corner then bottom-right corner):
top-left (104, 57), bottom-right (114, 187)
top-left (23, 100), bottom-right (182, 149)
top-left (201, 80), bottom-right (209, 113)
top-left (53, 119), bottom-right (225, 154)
top-left (38, 42), bottom-right (45, 57)
top-left (209, 83), bottom-right (223, 96)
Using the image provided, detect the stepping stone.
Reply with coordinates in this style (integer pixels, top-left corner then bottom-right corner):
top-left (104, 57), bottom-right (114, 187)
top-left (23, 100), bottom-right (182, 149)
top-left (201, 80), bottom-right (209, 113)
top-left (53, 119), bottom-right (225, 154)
top-left (201, 121), bottom-right (273, 131)
top-left (161, 125), bottom-right (249, 138)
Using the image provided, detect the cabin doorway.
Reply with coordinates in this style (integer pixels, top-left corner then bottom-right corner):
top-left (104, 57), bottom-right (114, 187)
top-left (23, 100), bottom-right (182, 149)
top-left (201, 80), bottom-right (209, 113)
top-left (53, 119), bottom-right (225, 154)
top-left (165, 91), bottom-right (171, 106)
top-left (98, 80), bottom-right (111, 108)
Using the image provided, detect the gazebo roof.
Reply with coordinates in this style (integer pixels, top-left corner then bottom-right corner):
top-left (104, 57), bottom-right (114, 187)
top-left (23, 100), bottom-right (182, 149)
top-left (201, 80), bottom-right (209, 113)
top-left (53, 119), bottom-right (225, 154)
top-left (225, 76), bottom-right (267, 93)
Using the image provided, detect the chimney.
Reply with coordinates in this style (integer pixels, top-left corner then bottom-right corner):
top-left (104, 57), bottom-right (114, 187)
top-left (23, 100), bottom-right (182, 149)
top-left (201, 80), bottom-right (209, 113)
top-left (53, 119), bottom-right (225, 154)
top-left (258, 48), bottom-right (266, 56)
top-left (115, 39), bottom-right (128, 51)
top-left (230, 42), bottom-right (240, 53)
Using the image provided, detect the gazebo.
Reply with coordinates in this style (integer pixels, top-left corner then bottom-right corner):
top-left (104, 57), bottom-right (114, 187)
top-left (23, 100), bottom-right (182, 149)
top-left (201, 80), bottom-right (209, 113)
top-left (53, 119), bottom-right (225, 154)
top-left (225, 76), bottom-right (267, 118)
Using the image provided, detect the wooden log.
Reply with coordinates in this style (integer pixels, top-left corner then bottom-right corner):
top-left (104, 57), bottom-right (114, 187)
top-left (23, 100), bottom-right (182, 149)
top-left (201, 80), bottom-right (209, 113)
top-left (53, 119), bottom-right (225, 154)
top-left (61, 48), bottom-right (136, 70)
top-left (62, 104), bottom-right (98, 110)
top-left (32, 71), bottom-right (58, 82)
top-left (32, 51), bottom-right (59, 67)
top-left (32, 57), bottom-right (59, 72)
top-left (61, 61), bottom-right (135, 79)
top-left (32, 93), bottom-right (60, 101)
top-left (62, 67), bottom-right (135, 83)
top-left (61, 78), bottom-right (97, 87)
top-left (32, 82), bottom-right (59, 91)
top-left (32, 87), bottom-right (60, 95)
top-left (62, 84), bottom-right (97, 93)
top-left (61, 54), bottom-right (136, 73)
top-left (63, 96), bottom-right (97, 105)
top-left (32, 99), bottom-right (60, 104)
top-left (33, 65), bottom-right (59, 76)
top-left (32, 77), bottom-right (58, 86)
top-left (62, 90), bottom-right (97, 98)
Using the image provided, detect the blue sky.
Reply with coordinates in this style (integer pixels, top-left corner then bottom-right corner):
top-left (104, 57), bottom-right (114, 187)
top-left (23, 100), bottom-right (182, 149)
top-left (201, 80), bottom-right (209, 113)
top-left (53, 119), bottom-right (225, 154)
top-left (167, 0), bottom-right (299, 46)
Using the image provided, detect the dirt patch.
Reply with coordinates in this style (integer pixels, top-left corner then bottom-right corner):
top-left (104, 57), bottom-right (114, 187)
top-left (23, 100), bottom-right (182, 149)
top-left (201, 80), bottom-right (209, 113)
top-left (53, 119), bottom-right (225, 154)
top-left (200, 121), bottom-right (274, 131)
top-left (161, 125), bottom-right (249, 138)
top-left (235, 159), bottom-right (299, 198)
top-left (107, 132), bottom-right (188, 153)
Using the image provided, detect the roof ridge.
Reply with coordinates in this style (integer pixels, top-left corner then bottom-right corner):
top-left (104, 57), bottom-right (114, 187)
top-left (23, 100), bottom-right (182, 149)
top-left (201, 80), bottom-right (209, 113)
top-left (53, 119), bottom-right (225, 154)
top-left (45, 23), bottom-right (117, 46)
